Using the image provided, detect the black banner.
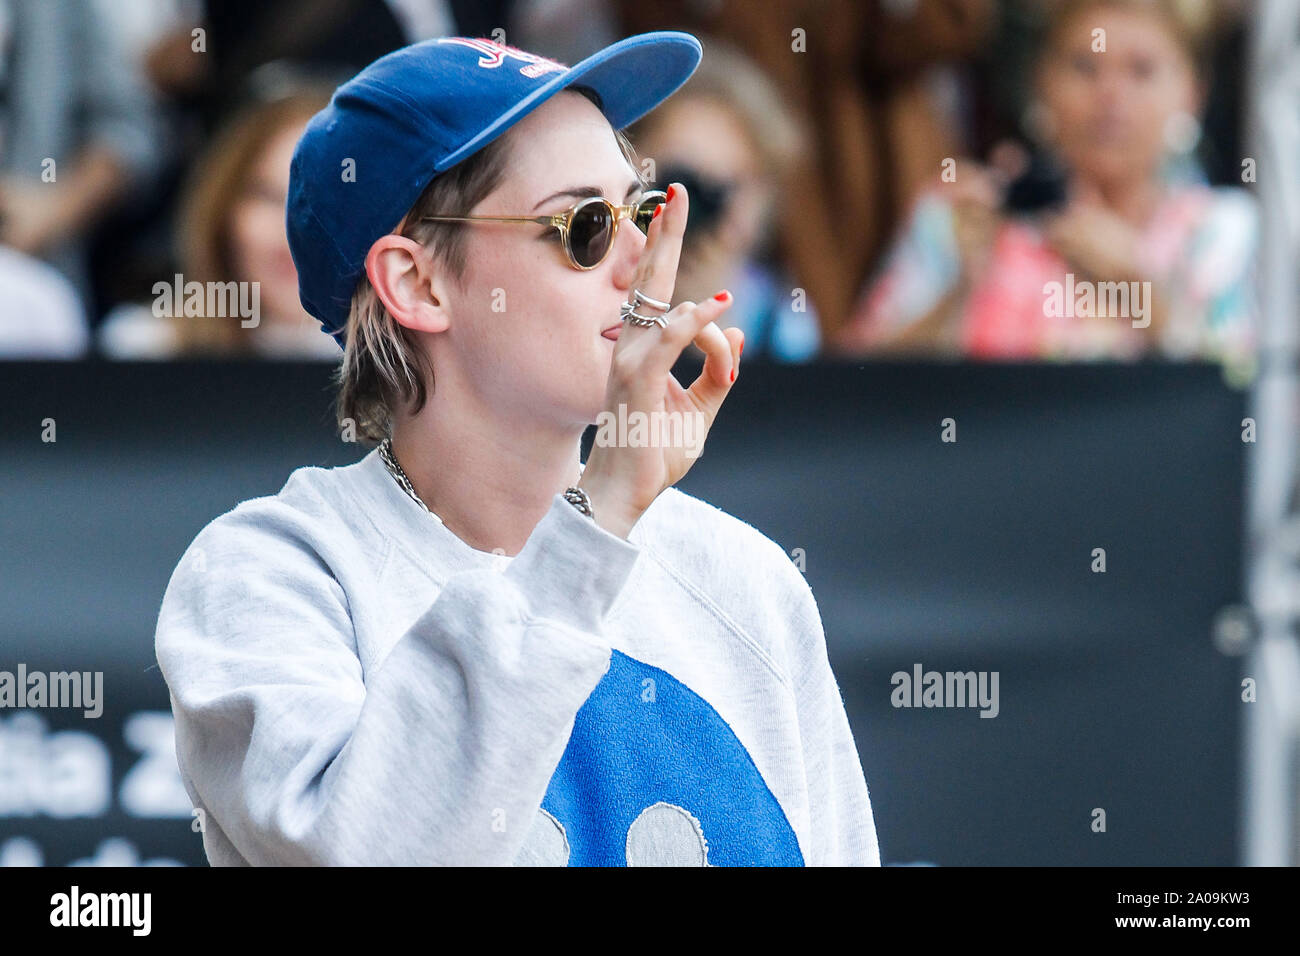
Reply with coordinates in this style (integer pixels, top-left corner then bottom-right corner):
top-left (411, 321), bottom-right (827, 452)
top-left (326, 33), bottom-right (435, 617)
top-left (0, 358), bottom-right (1249, 868)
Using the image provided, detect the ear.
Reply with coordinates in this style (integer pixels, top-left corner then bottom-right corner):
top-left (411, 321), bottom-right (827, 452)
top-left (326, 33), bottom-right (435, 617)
top-left (364, 234), bottom-right (451, 334)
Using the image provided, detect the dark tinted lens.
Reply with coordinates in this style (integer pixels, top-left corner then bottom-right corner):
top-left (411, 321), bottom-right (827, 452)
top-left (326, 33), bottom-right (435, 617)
top-left (634, 194), bottom-right (665, 233)
top-left (569, 201), bottom-right (613, 267)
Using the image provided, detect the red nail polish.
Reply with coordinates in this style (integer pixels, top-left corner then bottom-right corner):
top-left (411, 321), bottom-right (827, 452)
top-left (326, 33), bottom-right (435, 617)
top-left (739, 340), bottom-right (745, 357)
top-left (730, 368), bottom-right (736, 382)
top-left (652, 204), bottom-right (662, 220)
top-left (666, 184), bottom-right (676, 202)
top-left (713, 290), bottom-right (730, 301)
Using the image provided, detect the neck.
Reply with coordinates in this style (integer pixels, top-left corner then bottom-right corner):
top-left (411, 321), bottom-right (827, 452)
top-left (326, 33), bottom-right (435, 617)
top-left (389, 375), bottom-right (584, 557)
top-left (1077, 174), bottom-right (1166, 226)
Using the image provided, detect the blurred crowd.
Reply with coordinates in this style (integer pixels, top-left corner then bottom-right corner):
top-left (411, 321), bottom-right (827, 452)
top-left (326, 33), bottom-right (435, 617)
top-left (0, 0), bottom-right (1261, 372)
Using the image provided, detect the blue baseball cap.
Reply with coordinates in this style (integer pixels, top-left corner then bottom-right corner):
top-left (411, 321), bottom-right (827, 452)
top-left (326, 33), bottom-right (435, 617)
top-left (287, 32), bottom-right (703, 349)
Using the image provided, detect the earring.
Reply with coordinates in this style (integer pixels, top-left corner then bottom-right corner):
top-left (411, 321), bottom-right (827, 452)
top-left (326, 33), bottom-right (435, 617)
top-left (1163, 111), bottom-right (1202, 154)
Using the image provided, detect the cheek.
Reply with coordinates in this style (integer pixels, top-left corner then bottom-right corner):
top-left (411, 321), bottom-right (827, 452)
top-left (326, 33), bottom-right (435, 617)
top-left (229, 203), bottom-right (285, 276)
top-left (722, 181), bottom-right (767, 250)
top-left (1047, 77), bottom-right (1092, 121)
top-left (456, 235), bottom-right (613, 407)
top-left (456, 250), bottom-right (550, 366)
top-left (1140, 74), bottom-right (1192, 125)
top-left (1110, 82), bottom-right (1178, 155)
top-left (472, 240), bottom-right (584, 344)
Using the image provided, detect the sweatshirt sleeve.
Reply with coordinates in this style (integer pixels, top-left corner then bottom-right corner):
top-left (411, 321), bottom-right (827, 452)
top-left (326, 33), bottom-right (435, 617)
top-left (786, 567), bottom-right (883, 866)
top-left (155, 492), bottom-right (640, 866)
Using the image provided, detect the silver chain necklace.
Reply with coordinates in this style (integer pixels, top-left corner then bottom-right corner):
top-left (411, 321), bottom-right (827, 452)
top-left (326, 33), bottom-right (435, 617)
top-left (378, 437), bottom-right (434, 515)
top-left (379, 436), bottom-right (595, 523)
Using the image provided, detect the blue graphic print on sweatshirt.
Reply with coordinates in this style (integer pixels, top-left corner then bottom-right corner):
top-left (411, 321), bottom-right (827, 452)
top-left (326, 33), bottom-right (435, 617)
top-left (515, 649), bottom-right (805, 866)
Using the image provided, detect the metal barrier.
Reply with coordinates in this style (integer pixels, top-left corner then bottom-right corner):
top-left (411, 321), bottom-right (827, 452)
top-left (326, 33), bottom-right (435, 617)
top-left (1244, 0), bottom-right (1300, 868)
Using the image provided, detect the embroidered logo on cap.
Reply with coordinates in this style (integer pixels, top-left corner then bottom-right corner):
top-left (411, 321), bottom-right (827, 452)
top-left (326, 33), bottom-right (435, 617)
top-left (438, 37), bottom-right (567, 78)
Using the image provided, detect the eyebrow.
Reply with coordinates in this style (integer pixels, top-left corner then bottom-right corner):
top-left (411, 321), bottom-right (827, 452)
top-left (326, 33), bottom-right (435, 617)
top-left (532, 178), bottom-right (645, 212)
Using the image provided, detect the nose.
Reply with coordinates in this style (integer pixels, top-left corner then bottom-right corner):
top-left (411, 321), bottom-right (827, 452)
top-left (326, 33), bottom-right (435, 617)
top-left (1092, 63), bottom-right (1127, 107)
top-left (609, 212), bottom-right (647, 290)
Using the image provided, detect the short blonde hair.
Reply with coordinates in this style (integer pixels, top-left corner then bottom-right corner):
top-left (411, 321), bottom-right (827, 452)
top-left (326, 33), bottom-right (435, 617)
top-left (333, 85), bottom-right (643, 446)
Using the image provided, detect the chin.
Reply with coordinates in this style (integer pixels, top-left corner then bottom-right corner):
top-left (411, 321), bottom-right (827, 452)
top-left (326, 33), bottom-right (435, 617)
top-left (1077, 152), bottom-right (1140, 182)
top-left (546, 384), bottom-right (608, 431)
top-left (582, 397), bottom-right (609, 428)
top-left (579, 389), bottom-right (612, 427)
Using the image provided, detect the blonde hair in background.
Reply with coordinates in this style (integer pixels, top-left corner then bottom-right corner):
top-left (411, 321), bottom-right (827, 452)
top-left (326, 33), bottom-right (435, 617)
top-left (630, 35), bottom-right (807, 185)
top-left (334, 86), bottom-right (644, 447)
top-left (1039, 0), bottom-right (1218, 74)
top-left (173, 88), bottom-right (333, 355)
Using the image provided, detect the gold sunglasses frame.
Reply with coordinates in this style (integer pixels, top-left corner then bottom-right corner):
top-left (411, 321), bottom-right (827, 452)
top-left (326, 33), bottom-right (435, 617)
top-left (418, 190), bottom-right (668, 270)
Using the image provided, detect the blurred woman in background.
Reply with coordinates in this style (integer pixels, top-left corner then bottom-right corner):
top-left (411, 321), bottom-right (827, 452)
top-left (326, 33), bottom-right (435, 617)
top-left (832, 0), bottom-right (1257, 375)
top-left (98, 82), bottom-right (338, 359)
top-left (628, 38), bottom-right (818, 362)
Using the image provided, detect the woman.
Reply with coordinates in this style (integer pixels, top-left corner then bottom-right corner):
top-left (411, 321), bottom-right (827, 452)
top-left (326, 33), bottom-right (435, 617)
top-left (832, 0), bottom-right (1257, 373)
top-left (98, 84), bottom-right (342, 359)
top-left (627, 37), bottom-right (819, 363)
top-left (153, 33), bottom-right (882, 866)
top-left (617, 0), bottom-right (997, 348)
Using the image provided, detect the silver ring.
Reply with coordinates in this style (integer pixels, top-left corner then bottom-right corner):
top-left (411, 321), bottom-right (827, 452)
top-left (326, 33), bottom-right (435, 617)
top-left (631, 288), bottom-right (671, 312)
top-left (620, 301), bottom-right (668, 328)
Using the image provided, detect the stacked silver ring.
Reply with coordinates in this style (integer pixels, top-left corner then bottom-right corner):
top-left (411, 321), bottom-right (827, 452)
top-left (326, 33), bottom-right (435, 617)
top-left (621, 288), bottom-right (672, 329)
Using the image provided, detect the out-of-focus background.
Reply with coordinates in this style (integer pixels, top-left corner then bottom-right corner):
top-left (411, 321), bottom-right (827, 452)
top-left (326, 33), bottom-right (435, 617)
top-left (2, 0), bottom-right (1298, 866)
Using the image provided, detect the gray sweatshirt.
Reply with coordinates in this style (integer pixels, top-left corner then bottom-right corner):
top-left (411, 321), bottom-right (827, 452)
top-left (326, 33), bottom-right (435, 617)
top-left (153, 447), bottom-right (882, 866)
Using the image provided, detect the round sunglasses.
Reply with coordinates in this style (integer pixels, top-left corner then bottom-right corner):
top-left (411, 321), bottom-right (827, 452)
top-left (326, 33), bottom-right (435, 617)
top-left (419, 190), bottom-right (668, 270)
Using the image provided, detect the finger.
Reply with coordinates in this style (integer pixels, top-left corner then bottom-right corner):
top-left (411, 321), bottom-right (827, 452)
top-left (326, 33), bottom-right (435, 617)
top-left (696, 322), bottom-right (743, 391)
top-left (710, 325), bottom-right (744, 390)
top-left (632, 181), bottom-right (689, 311)
top-left (695, 320), bottom-right (730, 389)
top-left (682, 297), bottom-right (740, 414)
top-left (656, 289), bottom-right (732, 361)
top-left (962, 169), bottom-right (1001, 209)
top-left (726, 325), bottom-right (744, 365)
top-left (988, 139), bottom-right (1030, 182)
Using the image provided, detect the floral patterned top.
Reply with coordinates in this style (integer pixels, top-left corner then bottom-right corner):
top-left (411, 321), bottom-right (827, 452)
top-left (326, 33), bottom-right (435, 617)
top-left (839, 184), bottom-right (1258, 366)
